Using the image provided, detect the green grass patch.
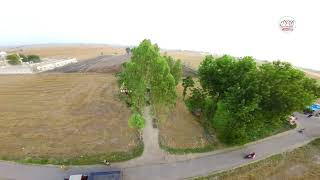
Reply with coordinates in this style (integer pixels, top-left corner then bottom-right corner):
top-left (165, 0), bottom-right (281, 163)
top-left (194, 138), bottom-right (320, 180)
top-left (194, 154), bottom-right (283, 180)
top-left (0, 142), bottom-right (144, 166)
top-left (159, 141), bottom-right (215, 154)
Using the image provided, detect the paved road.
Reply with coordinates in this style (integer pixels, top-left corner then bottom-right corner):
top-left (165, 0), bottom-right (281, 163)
top-left (49, 55), bottom-right (130, 73)
top-left (0, 113), bottom-right (319, 180)
top-left (48, 54), bottom-right (197, 76)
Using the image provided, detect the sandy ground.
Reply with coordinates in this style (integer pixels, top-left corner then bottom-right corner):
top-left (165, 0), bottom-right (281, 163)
top-left (162, 50), bottom-right (209, 69)
top-left (16, 45), bottom-right (126, 61)
top-left (0, 73), bottom-right (138, 158)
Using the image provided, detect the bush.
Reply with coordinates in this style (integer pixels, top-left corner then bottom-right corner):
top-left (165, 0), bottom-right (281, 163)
top-left (203, 96), bottom-right (217, 121)
top-left (27, 55), bottom-right (41, 63)
top-left (185, 88), bottom-right (207, 114)
top-left (128, 113), bottom-right (145, 129)
top-left (6, 54), bottom-right (19, 61)
top-left (303, 107), bottom-right (313, 114)
top-left (19, 54), bottom-right (28, 62)
top-left (211, 101), bottom-right (232, 140)
top-left (224, 122), bottom-right (248, 145)
top-left (6, 54), bottom-right (21, 65)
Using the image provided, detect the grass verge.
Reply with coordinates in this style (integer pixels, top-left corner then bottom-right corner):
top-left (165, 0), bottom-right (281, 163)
top-left (194, 138), bottom-right (320, 180)
top-left (0, 142), bottom-right (143, 165)
top-left (159, 140), bottom-right (215, 154)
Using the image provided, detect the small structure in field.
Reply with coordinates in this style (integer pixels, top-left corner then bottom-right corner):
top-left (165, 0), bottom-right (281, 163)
top-left (0, 51), bottom-right (7, 60)
top-left (0, 51), bottom-right (7, 66)
top-left (120, 83), bottom-right (132, 95)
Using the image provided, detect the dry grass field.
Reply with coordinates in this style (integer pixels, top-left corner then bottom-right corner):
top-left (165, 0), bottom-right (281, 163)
top-left (159, 84), bottom-right (212, 150)
top-left (20, 45), bottom-right (126, 61)
top-left (0, 73), bottom-right (139, 163)
top-left (162, 50), bottom-right (209, 69)
top-left (197, 139), bottom-right (320, 180)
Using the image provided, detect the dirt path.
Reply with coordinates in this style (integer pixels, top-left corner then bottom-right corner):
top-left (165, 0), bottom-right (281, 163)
top-left (120, 106), bottom-right (167, 167)
top-left (140, 106), bottom-right (167, 162)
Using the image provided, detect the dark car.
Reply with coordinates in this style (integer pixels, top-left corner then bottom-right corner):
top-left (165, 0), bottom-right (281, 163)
top-left (65, 170), bottom-right (122, 180)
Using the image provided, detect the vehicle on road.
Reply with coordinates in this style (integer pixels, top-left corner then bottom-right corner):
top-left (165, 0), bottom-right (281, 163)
top-left (298, 128), bottom-right (306, 133)
top-left (244, 152), bottom-right (256, 159)
top-left (64, 170), bottom-right (122, 180)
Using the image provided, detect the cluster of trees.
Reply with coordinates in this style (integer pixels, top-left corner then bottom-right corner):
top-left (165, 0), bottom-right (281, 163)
top-left (6, 54), bottom-right (41, 65)
top-left (118, 39), bottom-right (182, 129)
top-left (20, 54), bottom-right (41, 63)
top-left (186, 55), bottom-right (320, 145)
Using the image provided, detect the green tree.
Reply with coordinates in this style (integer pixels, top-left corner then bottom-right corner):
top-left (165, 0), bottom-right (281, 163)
top-left (19, 54), bottom-right (28, 62)
top-left (164, 56), bottom-right (182, 85)
top-left (27, 55), bottom-right (41, 63)
top-left (258, 61), bottom-right (319, 119)
top-left (119, 39), bottom-right (180, 111)
top-left (6, 54), bottom-right (21, 65)
top-left (128, 113), bottom-right (145, 129)
top-left (150, 58), bottom-right (177, 106)
top-left (198, 55), bottom-right (320, 145)
top-left (198, 55), bottom-right (256, 99)
top-left (185, 87), bottom-right (206, 113)
top-left (182, 76), bottom-right (194, 99)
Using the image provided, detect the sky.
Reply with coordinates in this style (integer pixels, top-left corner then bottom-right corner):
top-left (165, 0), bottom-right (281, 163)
top-left (0, 0), bottom-right (319, 70)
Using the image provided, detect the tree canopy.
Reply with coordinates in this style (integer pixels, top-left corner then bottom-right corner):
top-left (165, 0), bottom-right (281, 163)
top-left (27, 55), bottom-right (41, 63)
top-left (164, 55), bottom-right (182, 85)
top-left (182, 76), bottom-right (195, 99)
top-left (119, 39), bottom-right (181, 111)
top-left (128, 113), bottom-right (145, 129)
top-left (6, 54), bottom-right (21, 65)
top-left (196, 55), bottom-right (320, 145)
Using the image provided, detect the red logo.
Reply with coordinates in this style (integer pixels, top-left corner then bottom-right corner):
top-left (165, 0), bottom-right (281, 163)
top-left (279, 16), bottom-right (296, 32)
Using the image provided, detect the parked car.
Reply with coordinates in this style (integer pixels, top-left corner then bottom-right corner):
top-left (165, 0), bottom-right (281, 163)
top-left (65, 170), bottom-right (122, 180)
top-left (64, 174), bottom-right (88, 180)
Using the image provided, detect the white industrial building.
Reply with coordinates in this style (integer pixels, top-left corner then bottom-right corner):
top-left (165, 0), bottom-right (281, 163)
top-left (31, 58), bottom-right (77, 72)
top-left (0, 57), bottom-right (77, 74)
top-left (0, 51), bottom-right (7, 59)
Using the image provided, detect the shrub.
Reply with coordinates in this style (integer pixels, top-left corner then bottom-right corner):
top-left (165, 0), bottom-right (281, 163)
top-left (27, 55), bottom-right (41, 63)
top-left (6, 54), bottom-right (21, 65)
top-left (211, 101), bottom-right (232, 140)
top-left (203, 96), bottom-right (217, 121)
top-left (6, 54), bottom-right (20, 61)
top-left (19, 54), bottom-right (28, 62)
top-left (185, 88), bottom-right (207, 113)
top-left (128, 113), bottom-right (145, 129)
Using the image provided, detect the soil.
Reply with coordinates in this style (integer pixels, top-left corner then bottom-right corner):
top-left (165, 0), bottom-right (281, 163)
top-left (0, 73), bottom-right (139, 158)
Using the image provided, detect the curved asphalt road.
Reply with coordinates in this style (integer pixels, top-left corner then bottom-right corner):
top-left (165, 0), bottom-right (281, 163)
top-left (0, 113), bottom-right (319, 180)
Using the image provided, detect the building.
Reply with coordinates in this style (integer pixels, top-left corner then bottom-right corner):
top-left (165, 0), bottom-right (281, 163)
top-left (31, 58), bottom-right (77, 72)
top-left (0, 51), bottom-right (7, 66)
